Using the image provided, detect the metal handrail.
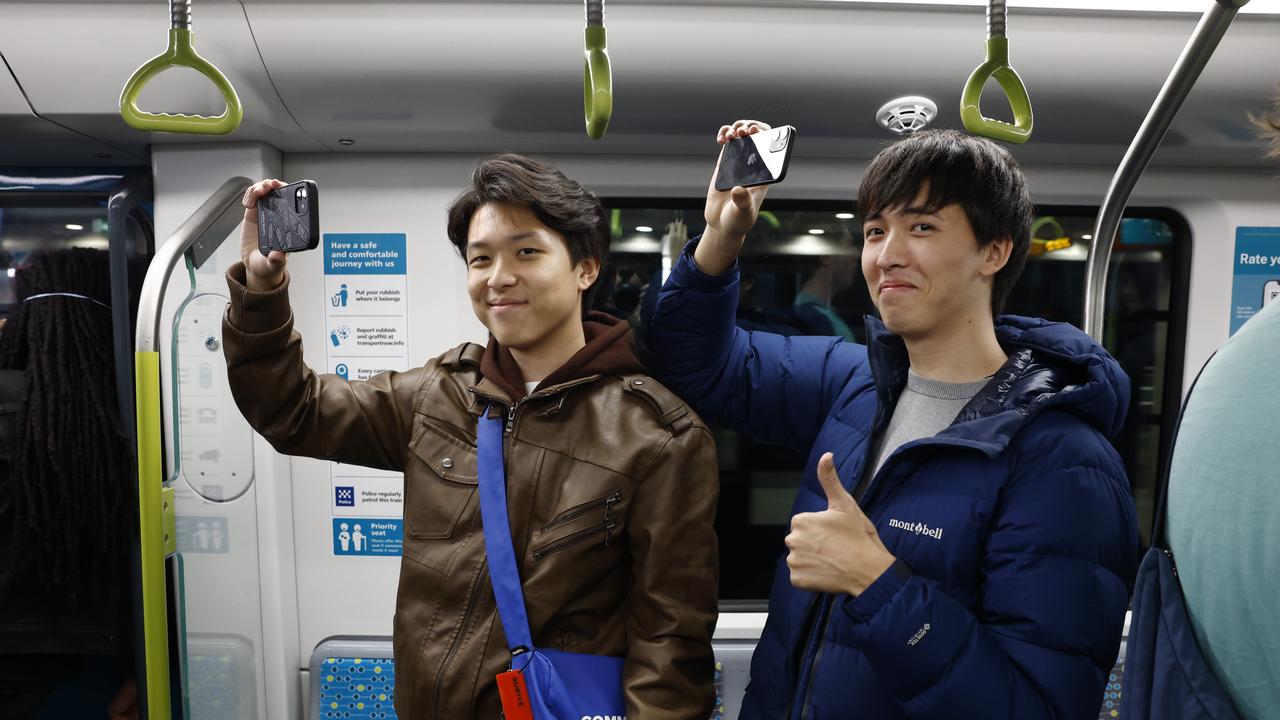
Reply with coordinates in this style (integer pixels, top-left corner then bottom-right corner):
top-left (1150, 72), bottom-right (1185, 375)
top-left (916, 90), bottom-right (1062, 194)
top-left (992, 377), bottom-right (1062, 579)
top-left (104, 171), bottom-right (154, 718)
top-left (108, 172), bottom-right (151, 434)
top-left (132, 175), bottom-right (248, 720)
top-left (1082, 0), bottom-right (1250, 340)
top-left (135, 176), bottom-right (249, 353)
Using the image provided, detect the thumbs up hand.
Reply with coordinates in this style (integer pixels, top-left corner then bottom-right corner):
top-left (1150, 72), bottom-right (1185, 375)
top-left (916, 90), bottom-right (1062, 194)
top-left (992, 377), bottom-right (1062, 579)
top-left (785, 453), bottom-right (897, 597)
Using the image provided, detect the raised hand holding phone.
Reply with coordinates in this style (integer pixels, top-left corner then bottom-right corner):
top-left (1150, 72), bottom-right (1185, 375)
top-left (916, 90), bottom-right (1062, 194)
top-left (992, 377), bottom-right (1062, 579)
top-left (257, 179), bottom-right (320, 255)
top-left (714, 125), bottom-right (795, 191)
top-left (697, 120), bottom-right (786, 276)
top-left (239, 179), bottom-right (290, 292)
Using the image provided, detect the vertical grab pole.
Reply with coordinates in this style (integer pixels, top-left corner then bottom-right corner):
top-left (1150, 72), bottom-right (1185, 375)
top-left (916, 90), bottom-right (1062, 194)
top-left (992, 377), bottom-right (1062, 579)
top-left (135, 351), bottom-right (171, 720)
top-left (133, 176), bottom-right (251, 719)
top-left (108, 172), bottom-right (150, 440)
top-left (107, 172), bottom-right (154, 717)
top-left (1082, 0), bottom-right (1250, 340)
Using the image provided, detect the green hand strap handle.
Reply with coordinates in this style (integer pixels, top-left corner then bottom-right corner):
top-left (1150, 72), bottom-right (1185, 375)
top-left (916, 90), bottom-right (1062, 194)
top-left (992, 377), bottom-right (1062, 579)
top-left (584, 25), bottom-right (613, 140)
top-left (120, 2), bottom-right (243, 135)
top-left (1031, 216), bottom-right (1066, 240)
top-left (961, 2), bottom-right (1033, 144)
top-left (961, 37), bottom-right (1033, 144)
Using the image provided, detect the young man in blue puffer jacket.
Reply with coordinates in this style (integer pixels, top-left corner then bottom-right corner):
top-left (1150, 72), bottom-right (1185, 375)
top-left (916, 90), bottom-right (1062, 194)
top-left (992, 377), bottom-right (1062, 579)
top-left (649, 123), bottom-right (1139, 719)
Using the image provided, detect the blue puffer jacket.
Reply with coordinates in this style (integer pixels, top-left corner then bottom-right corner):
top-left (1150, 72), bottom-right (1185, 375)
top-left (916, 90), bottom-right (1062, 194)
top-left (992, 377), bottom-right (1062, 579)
top-left (650, 244), bottom-right (1140, 720)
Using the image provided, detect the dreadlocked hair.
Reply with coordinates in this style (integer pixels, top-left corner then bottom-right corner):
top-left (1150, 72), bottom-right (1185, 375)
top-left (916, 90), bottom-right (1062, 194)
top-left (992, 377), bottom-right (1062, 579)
top-left (0, 248), bottom-right (135, 612)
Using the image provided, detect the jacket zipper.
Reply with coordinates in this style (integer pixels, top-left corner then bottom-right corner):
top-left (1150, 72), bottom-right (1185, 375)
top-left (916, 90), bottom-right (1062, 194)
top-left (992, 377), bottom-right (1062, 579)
top-left (506, 403), bottom-right (518, 434)
top-left (532, 520), bottom-right (617, 562)
top-left (797, 599), bottom-right (836, 720)
top-left (433, 557), bottom-right (488, 718)
top-left (792, 411), bottom-right (994, 718)
top-left (542, 492), bottom-right (622, 533)
top-left (793, 404), bottom-right (886, 720)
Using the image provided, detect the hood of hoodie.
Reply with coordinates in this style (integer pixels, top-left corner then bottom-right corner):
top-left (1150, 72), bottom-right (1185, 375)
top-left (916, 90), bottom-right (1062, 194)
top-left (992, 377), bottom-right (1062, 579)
top-left (865, 314), bottom-right (1131, 457)
top-left (480, 311), bottom-right (646, 402)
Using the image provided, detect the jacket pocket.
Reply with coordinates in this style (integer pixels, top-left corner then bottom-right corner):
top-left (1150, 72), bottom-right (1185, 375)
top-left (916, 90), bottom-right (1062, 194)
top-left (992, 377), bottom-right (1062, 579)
top-left (532, 518), bottom-right (618, 563)
top-left (405, 419), bottom-right (478, 542)
top-left (541, 491), bottom-right (622, 533)
top-left (532, 491), bottom-right (625, 563)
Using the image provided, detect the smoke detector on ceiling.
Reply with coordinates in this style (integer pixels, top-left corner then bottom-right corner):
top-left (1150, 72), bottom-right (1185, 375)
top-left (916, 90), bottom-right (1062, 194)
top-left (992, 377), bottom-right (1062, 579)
top-left (876, 96), bottom-right (938, 136)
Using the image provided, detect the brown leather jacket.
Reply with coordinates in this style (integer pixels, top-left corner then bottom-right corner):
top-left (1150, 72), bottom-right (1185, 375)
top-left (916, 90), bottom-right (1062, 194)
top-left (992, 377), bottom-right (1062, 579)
top-left (222, 264), bottom-right (719, 719)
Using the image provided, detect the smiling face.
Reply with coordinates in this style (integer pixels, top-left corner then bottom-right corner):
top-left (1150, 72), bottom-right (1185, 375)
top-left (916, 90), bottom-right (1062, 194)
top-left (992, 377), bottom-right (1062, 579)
top-left (854, 130), bottom-right (1035, 326)
top-left (465, 202), bottom-right (600, 352)
top-left (861, 189), bottom-right (1011, 340)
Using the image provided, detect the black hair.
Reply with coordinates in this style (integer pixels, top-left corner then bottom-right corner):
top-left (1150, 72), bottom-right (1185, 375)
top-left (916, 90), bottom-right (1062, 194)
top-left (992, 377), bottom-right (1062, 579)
top-left (446, 153), bottom-right (611, 310)
top-left (856, 129), bottom-right (1034, 316)
top-left (0, 248), bottom-right (135, 613)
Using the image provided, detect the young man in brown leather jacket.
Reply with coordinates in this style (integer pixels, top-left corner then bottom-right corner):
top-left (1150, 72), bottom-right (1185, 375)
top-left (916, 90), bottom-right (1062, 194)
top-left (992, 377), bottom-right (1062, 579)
top-left (222, 154), bottom-right (719, 719)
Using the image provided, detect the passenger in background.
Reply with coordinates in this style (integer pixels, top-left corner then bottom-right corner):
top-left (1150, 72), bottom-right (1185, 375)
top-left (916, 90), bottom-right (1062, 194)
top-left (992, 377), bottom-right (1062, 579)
top-left (792, 227), bottom-right (859, 342)
top-left (1131, 90), bottom-right (1280, 720)
top-left (734, 267), bottom-right (841, 338)
top-left (650, 123), bottom-right (1139, 719)
top-left (0, 249), bottom-right (138, 720)
top-left (223, 155), bottom-right (719, 719)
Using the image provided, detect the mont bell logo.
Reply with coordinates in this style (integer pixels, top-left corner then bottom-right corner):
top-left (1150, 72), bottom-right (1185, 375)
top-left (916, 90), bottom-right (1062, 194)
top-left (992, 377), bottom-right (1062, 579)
top-left (335, 486), bottom-right (355, 507)
top-left (888, 518), bottom-right (944, 541)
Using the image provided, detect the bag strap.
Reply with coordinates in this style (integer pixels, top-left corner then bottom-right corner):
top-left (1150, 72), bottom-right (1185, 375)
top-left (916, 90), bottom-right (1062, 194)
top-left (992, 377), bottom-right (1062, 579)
top-left (477, 404), bottom-right (535, 655)
top-left (1150, 351), bottom-right (1216, 550)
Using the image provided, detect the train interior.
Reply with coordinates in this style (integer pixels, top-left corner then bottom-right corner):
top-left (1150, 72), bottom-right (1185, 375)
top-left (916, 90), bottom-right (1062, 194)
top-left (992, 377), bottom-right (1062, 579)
top-left (2, 0), bottom-right (1279, 718)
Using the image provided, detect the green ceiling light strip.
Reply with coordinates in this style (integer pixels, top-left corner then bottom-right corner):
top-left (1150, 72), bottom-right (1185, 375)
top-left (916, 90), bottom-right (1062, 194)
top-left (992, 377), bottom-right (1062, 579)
top-left (119, 0), bottom-right (243, 135)
top-left (584, 0), bottom-right (613, 140)
top-left (960, 0), bottom-right (1033, 144)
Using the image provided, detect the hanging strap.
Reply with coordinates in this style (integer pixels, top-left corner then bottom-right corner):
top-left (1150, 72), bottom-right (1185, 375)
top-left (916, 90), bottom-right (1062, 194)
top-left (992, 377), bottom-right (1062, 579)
top-left (477, 405), bottom-right (535, 656)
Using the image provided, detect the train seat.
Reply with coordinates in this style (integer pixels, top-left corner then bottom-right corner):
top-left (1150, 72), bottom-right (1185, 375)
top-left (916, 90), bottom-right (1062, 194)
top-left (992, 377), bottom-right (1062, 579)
top-left (306, 633), bottom-right (1129, 719)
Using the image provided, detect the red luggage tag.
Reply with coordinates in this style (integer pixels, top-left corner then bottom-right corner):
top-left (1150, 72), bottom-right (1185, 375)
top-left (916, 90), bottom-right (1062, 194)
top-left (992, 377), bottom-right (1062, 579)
top-left (496, 668), bottom-right (535, 720)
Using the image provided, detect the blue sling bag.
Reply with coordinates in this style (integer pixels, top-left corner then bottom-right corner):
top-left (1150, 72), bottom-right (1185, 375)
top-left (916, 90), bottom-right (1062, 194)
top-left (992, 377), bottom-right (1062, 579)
top-left (477, 406), bottom-right (627, 720)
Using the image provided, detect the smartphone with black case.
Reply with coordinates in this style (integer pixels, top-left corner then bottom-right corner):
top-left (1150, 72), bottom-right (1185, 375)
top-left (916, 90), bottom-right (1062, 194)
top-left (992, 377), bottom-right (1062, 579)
top-left (257, 179), bottom-right (320, 254)
top-left (714, 125), bottom-right (796, 192)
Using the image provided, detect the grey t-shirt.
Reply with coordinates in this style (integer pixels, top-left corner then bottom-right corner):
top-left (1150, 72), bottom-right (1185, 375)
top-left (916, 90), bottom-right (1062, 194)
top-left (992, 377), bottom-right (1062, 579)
top-left (855, 369), bottom-right (990, 499)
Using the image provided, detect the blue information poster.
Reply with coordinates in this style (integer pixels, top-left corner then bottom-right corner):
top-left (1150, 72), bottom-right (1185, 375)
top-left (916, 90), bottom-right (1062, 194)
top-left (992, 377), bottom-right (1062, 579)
top-left (324, 233), bottom-right (410, 556)
top-left (333, 518), bottom-right (404, 557)
top-left (1231, 227), bottom-right (1280, 336)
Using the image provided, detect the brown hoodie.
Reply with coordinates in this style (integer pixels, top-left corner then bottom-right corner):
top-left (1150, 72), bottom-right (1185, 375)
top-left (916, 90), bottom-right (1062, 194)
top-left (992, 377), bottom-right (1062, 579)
top-left (481, 311), bottom-right (645, 401)
top-left (221, 264), bottom-right (719, 720)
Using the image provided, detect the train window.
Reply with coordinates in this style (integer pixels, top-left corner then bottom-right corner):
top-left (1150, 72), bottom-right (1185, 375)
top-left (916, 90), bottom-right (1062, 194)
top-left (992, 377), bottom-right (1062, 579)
top-left (0, 203), bottom-right (112, 312)
top-left (602, 200), bottom-right (1188, 604)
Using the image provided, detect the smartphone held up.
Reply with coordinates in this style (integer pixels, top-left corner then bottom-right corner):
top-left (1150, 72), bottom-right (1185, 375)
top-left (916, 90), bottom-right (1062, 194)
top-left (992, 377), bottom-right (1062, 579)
top-left (257, 179), bottom-right (320, 255)
top-left (714, 125), bottom-right (797, 192)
